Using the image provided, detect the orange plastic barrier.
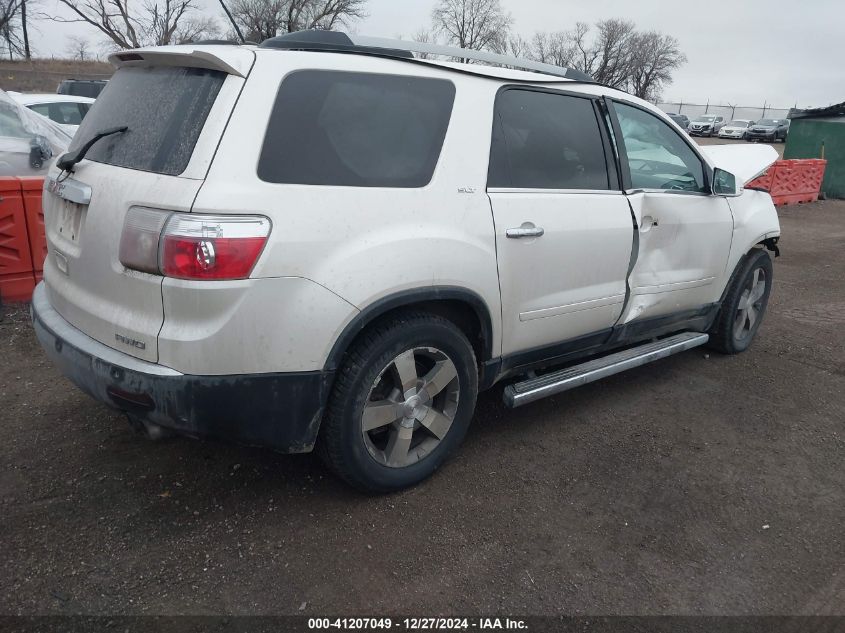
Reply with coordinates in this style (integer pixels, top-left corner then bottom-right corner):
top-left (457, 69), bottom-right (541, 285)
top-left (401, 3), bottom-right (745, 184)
top-left (0, 176), bottom-right (46, 303)
top-left (747, 159), bottom-right (827, 206)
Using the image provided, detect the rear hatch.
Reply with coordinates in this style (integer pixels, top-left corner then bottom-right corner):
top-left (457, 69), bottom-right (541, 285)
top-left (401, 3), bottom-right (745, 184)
top-left (42, 46), bottom-right (254, 363)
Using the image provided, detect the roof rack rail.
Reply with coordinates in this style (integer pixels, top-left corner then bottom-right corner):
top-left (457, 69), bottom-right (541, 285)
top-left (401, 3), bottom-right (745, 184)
top-left (260, 30), bottom-right (413, 59)
top-left (260, 30), bottom-right (593, 82)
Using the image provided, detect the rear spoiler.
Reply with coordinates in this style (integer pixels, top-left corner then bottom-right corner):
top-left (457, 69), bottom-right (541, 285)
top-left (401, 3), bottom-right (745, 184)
top-left (108, 47), bottom-right (254, 78)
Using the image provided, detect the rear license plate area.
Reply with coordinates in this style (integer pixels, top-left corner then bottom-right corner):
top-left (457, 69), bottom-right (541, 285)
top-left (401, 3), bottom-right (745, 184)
top-left (56, 199), bottom-right (86, 243)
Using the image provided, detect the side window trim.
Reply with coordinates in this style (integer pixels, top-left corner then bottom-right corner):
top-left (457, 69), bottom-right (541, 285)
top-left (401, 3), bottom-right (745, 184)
top-left (590, 97), bottom-right (616, 191)
top-left (595, 97), bottom-right (624, 191)
top-left (487, 85), bottom-right (618, 193)
top-left (605, 97), bottom-right (713, 195)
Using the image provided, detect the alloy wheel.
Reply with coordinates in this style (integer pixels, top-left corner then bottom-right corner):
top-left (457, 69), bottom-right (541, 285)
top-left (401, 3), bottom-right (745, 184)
top-left (734, 267), bottom-right (767, 340)
top-left (361, 347), bottom-right (460, 468)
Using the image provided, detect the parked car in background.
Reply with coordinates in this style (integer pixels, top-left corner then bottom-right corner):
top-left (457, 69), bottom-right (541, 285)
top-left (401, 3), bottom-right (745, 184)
top-left (718, 119), bottom-right (755, 140)
top-left (31, 33), bottom-right (781, 492)
top-left (667, 113), bottom-right (690, 130)
top-left (57, 79), bottom-right (108, 99)
top-left (0, 89), bottom-right (71, 177)
top-left (746, 119), bottom-right (790, 142)
top-left (688, 115), bottom-right (726, 136)
top-left (7, 93), bottom-right (95, 135)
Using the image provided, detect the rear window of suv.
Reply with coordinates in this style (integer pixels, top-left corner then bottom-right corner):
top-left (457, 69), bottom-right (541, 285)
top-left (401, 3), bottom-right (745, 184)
top-left (69, 66), bottom-right (225, 176)
top-left (258, 71), bottom-right (455, 187)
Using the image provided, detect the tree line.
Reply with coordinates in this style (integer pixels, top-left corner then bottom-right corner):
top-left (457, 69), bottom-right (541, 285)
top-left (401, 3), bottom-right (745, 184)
top-left (2, 0), bottom-right (685, 99)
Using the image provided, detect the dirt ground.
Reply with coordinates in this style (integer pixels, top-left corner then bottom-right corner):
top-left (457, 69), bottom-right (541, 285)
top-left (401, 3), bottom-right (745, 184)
top-left (2, 198), bottom-right (844, 616)
top-left (0, 60), bottom-right (112, 93)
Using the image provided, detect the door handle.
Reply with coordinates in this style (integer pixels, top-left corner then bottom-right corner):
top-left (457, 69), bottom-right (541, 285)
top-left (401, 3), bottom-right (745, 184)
top-left (506, 223), bottom-right (545, 239)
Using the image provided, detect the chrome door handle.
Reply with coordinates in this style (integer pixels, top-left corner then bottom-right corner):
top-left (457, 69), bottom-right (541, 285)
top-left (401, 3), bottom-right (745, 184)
top-left (506, 223), bottom-right (545, 238)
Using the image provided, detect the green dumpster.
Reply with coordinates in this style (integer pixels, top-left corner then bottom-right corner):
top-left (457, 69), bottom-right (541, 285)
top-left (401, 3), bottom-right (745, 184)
top-left (785, 101), bottom-right (845, 199)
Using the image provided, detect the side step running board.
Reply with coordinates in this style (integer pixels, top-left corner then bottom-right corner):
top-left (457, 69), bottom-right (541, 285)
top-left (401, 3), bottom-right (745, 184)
top-left (503, 332), bottom-right (709, 408)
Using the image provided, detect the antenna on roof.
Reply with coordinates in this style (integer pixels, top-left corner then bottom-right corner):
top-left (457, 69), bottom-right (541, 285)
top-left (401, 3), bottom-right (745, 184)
top-left (217, 0), bottom-right (246, 44)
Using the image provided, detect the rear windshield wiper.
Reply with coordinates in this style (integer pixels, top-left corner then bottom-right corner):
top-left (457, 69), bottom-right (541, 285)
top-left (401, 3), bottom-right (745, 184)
top-left (56, 125), bottom-right (128, 173)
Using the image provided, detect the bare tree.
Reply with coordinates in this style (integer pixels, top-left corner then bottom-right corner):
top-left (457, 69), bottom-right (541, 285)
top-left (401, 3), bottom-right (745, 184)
top-left (174, 15), bottom-right (221, 43)
top-left (431, 0), bottom-right (511, 53)
top-left (565, 19), bottom-right (636, 88)
top-left (50, 0), bottom-right (217, 49)
top-left (228, 0), bottom-right (367, 43)
top-left (411, 27), bottom-right (434, 58)
top-left (529, 30), bottom-right (573, 67)
top-left (489, 33), bottom-right (530, 58)
top-left (527, 20), bottom-right (685, 99)
top-left (0, 0), bottom-right (25, 58)
top-left (65, 34), bottom-right (91, 59)
top-left (19, 0), bottom-right (28, 58)
top-left (628, 30), bottom-right (686, 100)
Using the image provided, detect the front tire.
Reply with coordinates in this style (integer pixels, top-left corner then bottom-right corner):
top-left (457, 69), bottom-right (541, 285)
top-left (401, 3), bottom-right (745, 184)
top-left (709, 249), bottom-right (773, 354)
top-left (318, 312), bottom-right (478, 492)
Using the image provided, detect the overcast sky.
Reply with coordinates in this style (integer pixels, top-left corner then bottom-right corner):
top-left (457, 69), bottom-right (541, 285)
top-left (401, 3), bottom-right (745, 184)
top-left (31, 0), bottom-right (844, 108)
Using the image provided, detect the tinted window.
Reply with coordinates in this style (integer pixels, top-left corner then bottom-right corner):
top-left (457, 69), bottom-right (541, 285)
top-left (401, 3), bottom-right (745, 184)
top-left (258, 71), bottom-right (455, 187)
top-left (58, 80), bottom-right (107, 98)
top-left (29, 104), bottom-right (50, 118)
top-left (34, 102), bottom-right (86, 125)
top-left (488, 89), bottom-right (610, 190)
top-left (70, 66), bottom-right (225, 175)
top-left (614, 102), bottom-right (706, 193)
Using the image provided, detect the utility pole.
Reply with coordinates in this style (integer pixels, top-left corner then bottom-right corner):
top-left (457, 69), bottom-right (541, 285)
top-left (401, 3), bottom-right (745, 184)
top-left (21, 0), bottom-right (30, 60)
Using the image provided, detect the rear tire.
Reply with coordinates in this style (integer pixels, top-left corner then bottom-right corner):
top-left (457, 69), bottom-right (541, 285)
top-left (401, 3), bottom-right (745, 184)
top-left (709, 249), bottom-right (773, 354)
top-left (318, 312), bottom-right (478, 492)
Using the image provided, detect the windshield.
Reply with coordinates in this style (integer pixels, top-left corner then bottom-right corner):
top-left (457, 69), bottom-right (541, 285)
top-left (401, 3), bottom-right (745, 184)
top-left (695, 115), bottom-right (716, 122)
top-left (728, 120), bottom-right (749, 127)
top-left (756, 119), bottom-right (778, 126)
top-left (70, 66), bottom-right (225, 176)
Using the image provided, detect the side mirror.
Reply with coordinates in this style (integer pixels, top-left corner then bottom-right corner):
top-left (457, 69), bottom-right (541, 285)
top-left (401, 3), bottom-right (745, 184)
top-left (713, 168), bottom-right (740, 196)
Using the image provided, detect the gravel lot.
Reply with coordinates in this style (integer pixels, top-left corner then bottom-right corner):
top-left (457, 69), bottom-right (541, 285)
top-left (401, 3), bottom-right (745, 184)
top-left (697, 135), bottom-right (786, 158)
top-left (2, 185), bottom-right (843, 615)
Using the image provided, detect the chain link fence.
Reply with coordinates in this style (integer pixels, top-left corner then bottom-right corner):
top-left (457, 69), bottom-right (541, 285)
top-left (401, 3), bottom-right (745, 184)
top-left (655, 101), bottom-right (791, 122)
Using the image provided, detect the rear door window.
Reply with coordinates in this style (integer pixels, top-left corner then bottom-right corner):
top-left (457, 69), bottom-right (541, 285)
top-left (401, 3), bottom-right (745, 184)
top-left (70, 66), bottom-right (225, 176)
top-left (258, 71), bottom-right (455, 187)
top-left (488, 89), bottom-right (611, 190)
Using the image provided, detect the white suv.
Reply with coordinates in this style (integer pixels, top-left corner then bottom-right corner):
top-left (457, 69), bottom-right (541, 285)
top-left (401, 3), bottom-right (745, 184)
top-left (31, 31), bottom-right (781, 491)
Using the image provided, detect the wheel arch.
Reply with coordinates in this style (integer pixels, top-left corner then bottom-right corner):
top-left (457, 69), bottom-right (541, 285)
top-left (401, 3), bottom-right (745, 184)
top-left (324, 286), bottom-right (495, 376)
top-left (718, 240), bottom-right (774, 307)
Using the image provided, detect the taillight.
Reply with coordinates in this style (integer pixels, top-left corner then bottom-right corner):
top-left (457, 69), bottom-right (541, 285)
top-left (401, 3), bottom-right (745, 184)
top-left (119, 208), bottom-right (271, 280)
top-left (119, 207), bottom-right (169, 274)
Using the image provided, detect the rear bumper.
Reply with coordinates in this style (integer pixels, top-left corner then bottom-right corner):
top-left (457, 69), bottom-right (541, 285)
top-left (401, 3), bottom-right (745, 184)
top-left (31, 282), bottom-right (328, 453)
